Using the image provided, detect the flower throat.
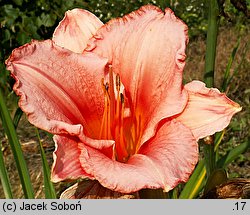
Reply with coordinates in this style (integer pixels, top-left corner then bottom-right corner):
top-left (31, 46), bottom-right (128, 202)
top-left (99, 66), bottom-right (141, 162)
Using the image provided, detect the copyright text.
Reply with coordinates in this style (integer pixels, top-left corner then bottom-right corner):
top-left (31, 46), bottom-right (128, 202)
top-left (2, 201), bottom-right (82, 212)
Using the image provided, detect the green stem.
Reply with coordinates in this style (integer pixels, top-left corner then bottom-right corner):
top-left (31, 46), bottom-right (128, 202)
top-left (35, 128), bottom-right (56, 199)
top-left (0, 89), bottom-right (34, 198)
top-left (203, 0), bottom-right (220, 178)
top-left (169, 186), bottom-right (178, 199)
top-left (203, 141), bottom-right (215, 177)
top-left (0, 141), bottom-right (13, 198)
top-left (204, 0), bottom-right (220, 87)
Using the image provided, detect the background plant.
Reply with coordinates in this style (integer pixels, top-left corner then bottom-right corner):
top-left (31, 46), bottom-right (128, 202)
top-left (0, 0), bottom-right (249, 198)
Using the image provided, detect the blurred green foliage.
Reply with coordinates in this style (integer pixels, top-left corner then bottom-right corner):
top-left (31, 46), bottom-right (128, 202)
top-left (0, 0), bottom-right (249, 92)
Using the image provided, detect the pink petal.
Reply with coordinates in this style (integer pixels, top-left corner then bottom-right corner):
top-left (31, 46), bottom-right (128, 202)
top-left (51, 133), bottom-right (115, 182)
top-left (51, 135), bottom-right (94, 182)
top-left (53, 9), bottom-right (103, 53)
top-left (79, 133), bottom-right (114, 150)
top-left (6, 40), bottom-right (108, 138)
top-left (88, 5), bottom-right (188, 144)
top-left (79, 119), bottom-right (198, 193)
top-left (176, 81), bottom-right (242, 140)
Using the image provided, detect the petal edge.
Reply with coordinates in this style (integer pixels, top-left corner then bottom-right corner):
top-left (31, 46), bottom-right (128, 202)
top-left (176, 81), bottom-right (242, 140)
top-left (53, 9), bottom-right (103, 53)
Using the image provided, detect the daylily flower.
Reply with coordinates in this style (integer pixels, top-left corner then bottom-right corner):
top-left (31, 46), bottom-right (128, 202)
top-left (6, 5), bottom-right (241, 194)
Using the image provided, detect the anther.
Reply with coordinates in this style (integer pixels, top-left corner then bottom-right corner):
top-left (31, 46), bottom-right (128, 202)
top-left (120, 93), bottom-right (124, 103)
top-left (105, 82), bottom-right (109, 92)
top-left (116, 74), bottom-right (121, 91)
top-left (101, 78), bottom-right (105, 87)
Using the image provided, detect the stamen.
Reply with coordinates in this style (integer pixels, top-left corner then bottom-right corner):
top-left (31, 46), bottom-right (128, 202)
top-left (104, 95), bottom-right (109, 138)
top-left (120, 93), bottom-right (124, 103)
top-left (99, 79), bottom-right (108, 139)
top-left (108, 66), bottom-right (115, 125)
top-left (116, 74), bottom-right (121, 92)
top-left (106, 94), bottom-right (111, 139)
top-left (119, 93), bottom-right (126, 152)
top-left (105, 82), bottom-right (109, 92)
top-left (115, 92), bottom-right (129, 162)
top-left (119, 98), bottom-right (128, 162)
top-left (135, 114), bottom-right (142, 153)
top-left (99, 67), bottom-right (141, 162)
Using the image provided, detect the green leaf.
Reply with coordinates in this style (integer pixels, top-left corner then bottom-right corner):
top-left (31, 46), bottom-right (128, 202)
top-left (204, 0), bottom-right (219, 88)
top-left (40, 13), bottom-right (57, 27)
top-left (35, 16), bottom-right (43, 28)
top-left (12, 0), bottom-right (23, 6)
top-left (0, 141), bottom-right (13, 199)
top-left (3, 5), bottom-right (20, 19)
top-left (179, 130), bottom-right (242, 199)
top-left (179, 160), bottom-right (206, 199)
top-left (21, 16), bottom-right (39, 37)
top-left (169, 186), bottom-right (179, 199)
top-left (35, 129), bottom-right (56, 199)
top-left (227, 41), bottom-right (249, 87)
top-left (217, 139), bottom-right (250, 168)
top-left (203, 168), bottom-right (227, 196)
top-left (17, 32), bottom-right (31, 45)
top-left (0, 89), bottom-right (34, 198)
top-left (221, 38), bottom-right (240, 92)
top-left (2, 29), bottom-right (11, 43)
top-left (214, 130), bottom-right (225, 151)
top-left (203, 0), bottom-right (220, 179)
top-left (13, 107), bottom-right (23, 129)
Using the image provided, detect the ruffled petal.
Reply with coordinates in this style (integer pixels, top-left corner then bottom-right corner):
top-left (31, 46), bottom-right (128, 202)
top-left (6, 40), bottom-right (108, 138)
top-left (78, 119), bottom-right (198, 193)
top-left (176, 81), bottom-right (242, 140)
top-left (53, 9), bottom-right (103, 53)
top-left (88, 5), bottom-right (188, 144)
top-left (51, 132), bottom-right (115, 183)
top-left (51, 135), bottom-right (94, 182)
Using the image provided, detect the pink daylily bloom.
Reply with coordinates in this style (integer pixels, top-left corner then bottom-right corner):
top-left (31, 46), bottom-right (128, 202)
top-left (6, 5), bottom-right (241, 194)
